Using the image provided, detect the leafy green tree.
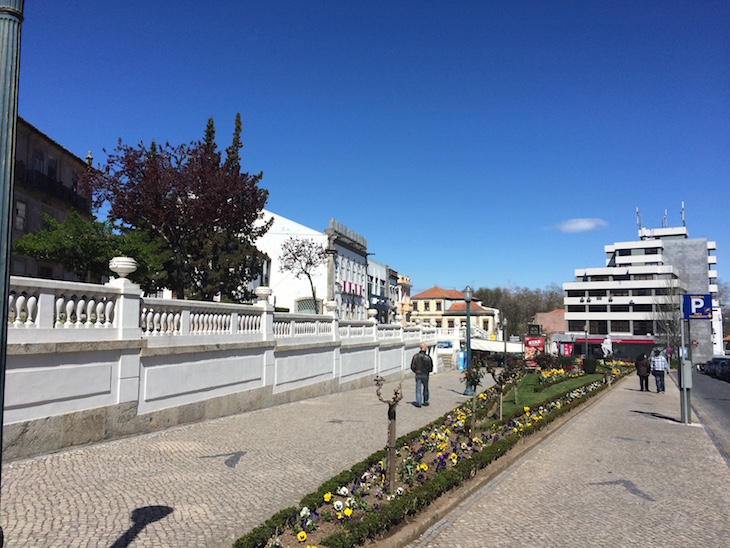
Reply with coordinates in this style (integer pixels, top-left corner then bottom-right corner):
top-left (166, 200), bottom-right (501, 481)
top-left (13, 210), bottom-right (169, 294)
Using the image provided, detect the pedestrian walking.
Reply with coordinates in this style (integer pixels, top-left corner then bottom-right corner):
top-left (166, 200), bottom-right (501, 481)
top-left (410, 342), bottom-right (433, 407)
top-left (650, 349), bottom-right (670, 393)
top-left (635, 352), bottom-right (650, 392)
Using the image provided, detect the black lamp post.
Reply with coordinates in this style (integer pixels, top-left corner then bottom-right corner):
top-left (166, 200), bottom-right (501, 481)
top-left (463, 286), bottom-right (474, 396)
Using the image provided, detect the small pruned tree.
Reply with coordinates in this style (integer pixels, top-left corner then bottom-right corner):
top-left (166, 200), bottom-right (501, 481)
top-left (374, 376), bottom-right (403, 494)
top-left (279, 237), bottom-right (328, 314)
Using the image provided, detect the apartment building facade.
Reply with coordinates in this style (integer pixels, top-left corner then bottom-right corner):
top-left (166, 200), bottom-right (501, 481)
top-left (563, 224), bottom-right (720, 363)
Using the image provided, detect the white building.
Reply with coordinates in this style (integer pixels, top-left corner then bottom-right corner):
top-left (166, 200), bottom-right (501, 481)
top-left (563, 220), bottom-right (721, 362)
top-left (253, 210), bottom-right (329, 313)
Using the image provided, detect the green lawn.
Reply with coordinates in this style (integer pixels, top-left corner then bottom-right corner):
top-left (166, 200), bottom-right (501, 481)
top-left (487, 373), bottom-right (604, 424)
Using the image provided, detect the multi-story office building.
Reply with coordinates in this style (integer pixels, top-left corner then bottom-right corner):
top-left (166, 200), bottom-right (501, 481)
top-left (563, 222), bottom-right (720, 362)
top-left (12, 117), bottom-right (92, 280)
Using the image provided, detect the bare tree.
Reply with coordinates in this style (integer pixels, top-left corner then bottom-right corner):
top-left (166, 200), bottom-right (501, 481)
top-left (278, 237), bottom-right (328, 314)
top-left (653, 277), bottom-right (684, 352)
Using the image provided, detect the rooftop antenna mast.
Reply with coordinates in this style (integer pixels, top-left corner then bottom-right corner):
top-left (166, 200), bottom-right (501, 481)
top-left (636, 207), bottom-right (641, 230)
top-left (681, 201), bottom-right (685, 226)
top-left (663, 209), bottom-right (668, 228)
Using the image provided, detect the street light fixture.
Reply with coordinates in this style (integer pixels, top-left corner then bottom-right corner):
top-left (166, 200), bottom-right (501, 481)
top-left (463, 286), bottom-right (474, 396)
top-left (584, 323), bottom-right (589, 365)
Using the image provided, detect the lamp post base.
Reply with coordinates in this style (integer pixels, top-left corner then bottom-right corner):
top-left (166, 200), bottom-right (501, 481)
top-left (463, 385), bottom-right (474, 396)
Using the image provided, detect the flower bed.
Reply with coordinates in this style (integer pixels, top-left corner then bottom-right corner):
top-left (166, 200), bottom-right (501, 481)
top-left (235, 368), bottom-right (631, 548)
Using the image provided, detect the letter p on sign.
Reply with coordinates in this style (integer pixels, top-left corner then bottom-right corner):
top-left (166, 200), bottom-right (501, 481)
top-left (683, 294), bottom-right (712, 320)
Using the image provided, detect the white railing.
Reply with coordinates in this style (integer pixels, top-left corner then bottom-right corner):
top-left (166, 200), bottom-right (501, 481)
top-left (377, 324), bottom-right (402, 340)
top-left (339, 320), bottom-right (375, 339)
top-left (273, 313), bottom-right (333, 338)
top-left (8, 277), bottom-right (122, 341)
top-left (140, 298), bottom-right (264, 337)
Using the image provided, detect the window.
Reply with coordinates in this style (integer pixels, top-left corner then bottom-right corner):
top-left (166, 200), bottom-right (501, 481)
top-left (610, 305), bottom-right (630, 312)
top-left (618, 249), bottom-right (633, 256)
top-left (610, 289), bottom-right (629, 297)
top-left (611, 320), bottom-right (630, 333)
top-left (436, 302), bottom-right (442, 311)
top-left (447, 320), bottom-right (454, 328)
top-left (589, 290), bottom-right (606, 297)
top-left (296, 298), bottom-right (321, 314)
top-left (591, 321), bottom-right (608, 335)
top-left (589, 305), bottom-right (607, 312)
top-left (645, 247), bottom-right (659, 254)
top-left (14, 201), bottom-right (26, 231)
top-left (567, 290), bottom-right (584, 298)
top-left (32, 149), bottom-right (43, 172)
top-left (633, 320), bottom-right (653, 336)
top-left (633, 274), bottom-right (653, 281)
top-left (633, 304), bottom-right (653, 312)
top-left (612, 274), bottom-right (630, 281)
top-left (568, 320), bottom-right (585, 332)
top-left (567, 305), bottom-right (584, 313)
top-left (47, 157), bottom-right (57, 180)
top-left (591, 276), bottom-right (609, 282)
top-left (633, 288), bottom-right (649, 296)
top-left (423, 302), bottom-right (430, 311)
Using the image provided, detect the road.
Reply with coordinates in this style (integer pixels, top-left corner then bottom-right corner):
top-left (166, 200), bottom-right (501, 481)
top-left (679, 367), bottom-right (730, 462)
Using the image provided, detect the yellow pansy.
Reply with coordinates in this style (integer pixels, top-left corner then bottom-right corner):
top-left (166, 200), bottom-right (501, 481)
top-left (344, 507), bottom-right (353, 517)
top-left (297, 531), bottom-right (307, 542)
top-left (323, 492), bottom-right (332, 503)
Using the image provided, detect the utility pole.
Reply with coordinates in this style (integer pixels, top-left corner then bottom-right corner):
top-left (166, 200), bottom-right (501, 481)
top-left (0, 2), bottom-right (24, 546)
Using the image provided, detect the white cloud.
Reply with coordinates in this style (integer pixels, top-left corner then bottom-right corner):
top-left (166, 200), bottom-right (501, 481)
top-left (558, 218), bottom-right (608, 233)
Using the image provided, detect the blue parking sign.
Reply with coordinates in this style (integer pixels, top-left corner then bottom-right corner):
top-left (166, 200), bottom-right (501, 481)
top-left (682, 294), bottom-right (712, 320)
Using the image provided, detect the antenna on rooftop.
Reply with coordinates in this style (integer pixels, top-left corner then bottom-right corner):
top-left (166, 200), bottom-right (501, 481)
top-left (663, 209), bottom-right (667, 228)
top-left (681, 201), bottom-right (685, 226)
top-left (636, 207), bottom-right (641, 229)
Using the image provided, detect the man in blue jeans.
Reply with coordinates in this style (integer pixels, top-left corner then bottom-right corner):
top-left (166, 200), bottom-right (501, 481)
top-left (410, 343), bottom-right (433, 407)
top-left (650, 348), bottom-right (670, 393)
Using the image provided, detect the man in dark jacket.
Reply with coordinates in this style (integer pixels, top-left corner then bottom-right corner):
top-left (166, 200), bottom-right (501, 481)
top-left (410, 343), bottom-right (433, 407)
top-left (635, 353), bottom-right (650, 392)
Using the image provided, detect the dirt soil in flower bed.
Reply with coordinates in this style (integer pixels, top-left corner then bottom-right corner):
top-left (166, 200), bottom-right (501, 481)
top-left (264, 375), bottom-right (621, 548)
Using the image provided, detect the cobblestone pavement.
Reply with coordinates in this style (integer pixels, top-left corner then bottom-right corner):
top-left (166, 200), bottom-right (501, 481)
top-left (1, 369), bottom-right (480, 547)
top-left (408, 373), bottom-right (730, 548)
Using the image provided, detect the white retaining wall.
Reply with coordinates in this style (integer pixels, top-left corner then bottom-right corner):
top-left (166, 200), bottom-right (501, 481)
top-left (4, 276), bottom-right (436, 460)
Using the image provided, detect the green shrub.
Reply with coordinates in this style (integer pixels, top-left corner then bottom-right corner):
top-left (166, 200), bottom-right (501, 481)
top-left (582, 357), bottom-right (598, 374)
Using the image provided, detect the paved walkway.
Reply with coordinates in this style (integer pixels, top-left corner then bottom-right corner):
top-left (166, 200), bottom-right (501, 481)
top-left (408, 372), bottom-right (730, 548)
top-left (3, 369), bottom-right (728, 548)
top-left (1, 369), bottom-right (481, 547)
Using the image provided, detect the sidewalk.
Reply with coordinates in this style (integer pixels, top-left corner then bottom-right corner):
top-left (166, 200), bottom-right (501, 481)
top-left (407, 372), bottom-right (730, 548)
top-left (3, 370), bottom-right (728, 548)
top-left (1, 368), bottom-right (481, 547)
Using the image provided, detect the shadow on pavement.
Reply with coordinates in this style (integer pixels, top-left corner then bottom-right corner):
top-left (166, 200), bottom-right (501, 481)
top-left (109, 505), bottom-right (174, 548)
top-left (630, 410), bottom-right (681, 423)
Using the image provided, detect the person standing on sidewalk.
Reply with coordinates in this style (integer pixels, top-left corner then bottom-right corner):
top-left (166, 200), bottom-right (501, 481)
top-left (635, 353), bottom-right (651, 392)
top-left (410, 343), bottom-right (433, 407)
top-left (650, 349), bottom-right (670, 393)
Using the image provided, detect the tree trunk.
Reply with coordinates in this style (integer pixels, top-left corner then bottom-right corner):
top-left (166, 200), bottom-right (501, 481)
top-left (307, 274), bottom-right (318, 314)
top-left (387, 403), bottom-right (396, 493)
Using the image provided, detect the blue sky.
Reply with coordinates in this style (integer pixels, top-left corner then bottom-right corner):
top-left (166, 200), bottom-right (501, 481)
top-left (18, 1), bottom-right (730, 295)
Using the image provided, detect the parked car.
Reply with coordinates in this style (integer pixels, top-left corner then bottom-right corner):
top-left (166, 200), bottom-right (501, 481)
top-left (704, 356), bottom-right (730, 379)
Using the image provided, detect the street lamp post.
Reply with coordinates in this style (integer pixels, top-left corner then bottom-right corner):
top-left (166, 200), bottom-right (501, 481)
top-left (463, 286), bottom-right (474, 396)
top-left (584, 323), bottom-right (589, 365)
top-left (502, 317), bottom-right (508, 368)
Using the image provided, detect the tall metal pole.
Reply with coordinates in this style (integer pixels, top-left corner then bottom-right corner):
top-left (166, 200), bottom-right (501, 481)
top-left (463, 286), bottom-right (473, 396)
top-left (0, 2), bottom-right (24, 546)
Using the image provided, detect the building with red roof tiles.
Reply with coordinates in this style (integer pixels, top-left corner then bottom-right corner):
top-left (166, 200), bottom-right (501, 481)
top-left (411, 285), bottom-right (498, 335)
